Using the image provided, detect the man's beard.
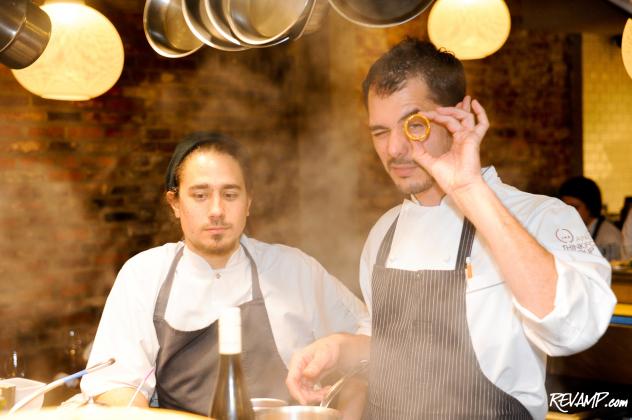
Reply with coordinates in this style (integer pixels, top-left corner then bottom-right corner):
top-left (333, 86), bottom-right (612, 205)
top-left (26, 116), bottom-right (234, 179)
top-left (388, 159), bottom-right (434, 195)
top-left (202, 233), bottom-right (237, 256)
top-left (197, 219), bottom-right (238, 257)
top-left (398, 178), bottom-right (433, 195)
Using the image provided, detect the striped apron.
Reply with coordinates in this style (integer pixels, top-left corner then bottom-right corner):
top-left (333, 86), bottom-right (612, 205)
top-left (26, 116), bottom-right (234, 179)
top-left (364, 217), bottom-right (532, 419)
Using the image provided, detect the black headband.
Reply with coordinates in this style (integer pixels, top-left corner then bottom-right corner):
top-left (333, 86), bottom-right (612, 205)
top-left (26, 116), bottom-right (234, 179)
top-left (165, 132), bottom-right (229, 191)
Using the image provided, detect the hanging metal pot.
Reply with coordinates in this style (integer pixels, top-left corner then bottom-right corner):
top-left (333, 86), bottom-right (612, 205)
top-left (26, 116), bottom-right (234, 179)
top-left (221, 0), bottom-right (313, 46)
top-left (203, 0), bottom-right (248, 47)
top-left (182, 0), bottom-right (247, 51)
top-left (0, 0), bottom-right (51, 69)
top-left (328, 0), bottom-right (434, 27)
top-left (143, 0), bottom-right (204, 58)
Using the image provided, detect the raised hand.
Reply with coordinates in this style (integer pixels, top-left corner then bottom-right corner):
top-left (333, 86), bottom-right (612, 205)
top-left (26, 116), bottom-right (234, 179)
top-left (411, 96), bottom-right (490, 197)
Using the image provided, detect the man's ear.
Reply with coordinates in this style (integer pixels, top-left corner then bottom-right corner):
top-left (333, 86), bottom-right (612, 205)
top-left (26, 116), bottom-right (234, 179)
top-left (166, 191), bottom-right (181, 218)
top-left (247, 195), bottom-right (252, 217)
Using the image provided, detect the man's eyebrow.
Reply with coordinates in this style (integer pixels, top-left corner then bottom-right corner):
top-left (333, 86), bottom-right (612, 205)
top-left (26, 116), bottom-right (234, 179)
top-left (187, 183), bottom-right (243, 190)
top-left (397, 108), bottom-right (421, 125)
top-left (369, 108), bottom-right (421, 131)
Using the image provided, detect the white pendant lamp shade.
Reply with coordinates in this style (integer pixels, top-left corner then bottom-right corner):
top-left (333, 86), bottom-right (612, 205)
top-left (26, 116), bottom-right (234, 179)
top-left (11, 1), bottom-right (124, 101)
top-left (623, 19), bottom-right (632, 80)
top-left (428, 0), bottom-right (511, 60)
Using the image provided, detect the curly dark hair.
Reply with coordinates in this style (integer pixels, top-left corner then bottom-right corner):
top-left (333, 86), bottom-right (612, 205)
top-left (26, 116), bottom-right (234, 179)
top-left (362, 37), bottom-right (466, 107)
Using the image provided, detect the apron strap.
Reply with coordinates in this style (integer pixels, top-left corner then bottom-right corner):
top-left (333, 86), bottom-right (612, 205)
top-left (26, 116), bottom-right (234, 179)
top-left (155, 243), bottom-right (185, 319)
top-left (240, 241), bottom-right (262, 300)
top-left (455, 218), bottom-right (476, 268)
top-left (375, 216), bottom-right (399, 267)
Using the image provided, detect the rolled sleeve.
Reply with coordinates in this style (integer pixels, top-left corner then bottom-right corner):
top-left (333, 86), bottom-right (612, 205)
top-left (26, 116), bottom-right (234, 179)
top-left (510, 198), bottom-right (617, 356)
top-left (514, 256), bottom-right (616, 356)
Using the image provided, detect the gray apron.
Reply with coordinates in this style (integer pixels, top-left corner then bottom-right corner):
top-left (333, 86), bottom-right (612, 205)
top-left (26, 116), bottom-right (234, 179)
top-left (364, 216), bottom-right (532, 419)
top-left (152, 243), bottom-right (290, 416)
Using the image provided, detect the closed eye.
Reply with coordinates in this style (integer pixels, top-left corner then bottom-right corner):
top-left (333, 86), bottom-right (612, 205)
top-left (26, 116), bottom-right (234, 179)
top-left (371, 129), bottom-right (389, 139)
top-left (223, 190), bottom-right (240, 200)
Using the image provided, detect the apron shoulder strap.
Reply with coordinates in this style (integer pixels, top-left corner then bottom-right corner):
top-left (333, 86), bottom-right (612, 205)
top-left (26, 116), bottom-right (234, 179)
top-left (455, 218), bottom-right (476, 268)
top-left (154, 244), bottom-right (185, 319)
top-left (376, 216), bottom-right (399, 267)
top-left (240, 241), bottom-right (263, 300)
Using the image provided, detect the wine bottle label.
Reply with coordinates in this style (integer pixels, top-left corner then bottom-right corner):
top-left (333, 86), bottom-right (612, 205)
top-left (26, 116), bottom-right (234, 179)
top-left (219, 307), bottom-right (242, 354)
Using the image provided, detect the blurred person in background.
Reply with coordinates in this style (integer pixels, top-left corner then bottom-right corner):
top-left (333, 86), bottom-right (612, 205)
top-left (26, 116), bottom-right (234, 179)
top-left (559, 176), bottom-right (623, 261)
top-left (80, 132), bottom-right (370, 416)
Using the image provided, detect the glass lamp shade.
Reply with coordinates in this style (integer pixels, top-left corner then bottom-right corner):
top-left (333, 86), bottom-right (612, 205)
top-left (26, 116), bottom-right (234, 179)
top-left (623, 19), bottom-right (632, 80)
top-left (427, 0), bottom-right (511, 60)
top-left (11, 1), bottom-right (124, 101)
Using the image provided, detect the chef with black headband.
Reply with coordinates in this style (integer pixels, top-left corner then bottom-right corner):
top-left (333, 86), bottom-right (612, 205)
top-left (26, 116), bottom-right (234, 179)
top-left (81, 131), bottom-right (370, 415)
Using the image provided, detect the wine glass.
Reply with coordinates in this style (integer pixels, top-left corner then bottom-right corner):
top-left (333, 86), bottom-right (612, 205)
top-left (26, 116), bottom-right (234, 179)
top-left (2, 350), bottom-right (26, 378)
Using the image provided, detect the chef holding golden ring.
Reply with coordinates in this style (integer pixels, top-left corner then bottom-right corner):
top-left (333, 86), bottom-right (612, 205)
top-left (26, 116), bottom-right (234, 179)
top-left (403, 112), bottom-right (431, 142)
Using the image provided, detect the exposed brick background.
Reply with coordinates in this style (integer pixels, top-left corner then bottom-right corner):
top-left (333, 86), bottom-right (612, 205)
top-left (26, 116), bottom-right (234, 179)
top-left (0, 0), bottom-right (583, 383)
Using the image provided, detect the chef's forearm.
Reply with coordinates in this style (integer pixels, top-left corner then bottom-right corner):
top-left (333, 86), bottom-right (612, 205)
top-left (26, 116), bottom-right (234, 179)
top-left (452, 181), bottom-right (557, 318)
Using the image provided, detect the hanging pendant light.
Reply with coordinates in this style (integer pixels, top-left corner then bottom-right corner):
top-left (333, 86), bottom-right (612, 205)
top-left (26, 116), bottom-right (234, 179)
top-left (11, 0), bottom-right (124, 101)
top-left (427, 0), bottom-right (511, 60)
top-left (623, 19), bottom-right (632, 80)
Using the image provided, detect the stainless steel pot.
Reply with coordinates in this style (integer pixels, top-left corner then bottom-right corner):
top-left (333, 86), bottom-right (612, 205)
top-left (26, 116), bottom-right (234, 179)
top-left (143, 0), bottom-right (203, 58)
top-left (203, 0), bottom-right (247, 47)
top-left (0, 0), bottom-right (51, 69)
top-left (328, 0), bottom-right (434, 27)
top-left (255, 406), bottom-right (342, 420)
top-left (222, 0), bottom-right (312, 46)
top-left (182, 0), bottom-right (247, 51)
top-left (251, 398), bottom-right (289, 412)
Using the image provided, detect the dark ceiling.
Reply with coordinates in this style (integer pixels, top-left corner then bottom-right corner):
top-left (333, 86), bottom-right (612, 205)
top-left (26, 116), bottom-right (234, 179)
top-left (517, 0), bottom-right (631, 35)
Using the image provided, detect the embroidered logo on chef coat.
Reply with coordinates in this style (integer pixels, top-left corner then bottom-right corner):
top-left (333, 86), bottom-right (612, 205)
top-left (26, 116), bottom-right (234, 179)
top-left (556, 229), bottom-right (596, 254)
top-left (555, 228), bottom-right (574, 243)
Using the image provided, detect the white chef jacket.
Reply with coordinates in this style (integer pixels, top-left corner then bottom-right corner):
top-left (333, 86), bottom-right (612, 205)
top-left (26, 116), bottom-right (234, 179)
top-left (588, 218), bottom-right (623, 261)
top-left (81, 235), bottom-right (371, 401)
top-left (359, 167), bottom-right (616, 420)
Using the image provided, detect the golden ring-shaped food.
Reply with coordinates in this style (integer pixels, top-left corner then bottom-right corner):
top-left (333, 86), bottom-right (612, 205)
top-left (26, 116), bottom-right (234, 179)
top-left (404, 113), bottom-right (430, 142)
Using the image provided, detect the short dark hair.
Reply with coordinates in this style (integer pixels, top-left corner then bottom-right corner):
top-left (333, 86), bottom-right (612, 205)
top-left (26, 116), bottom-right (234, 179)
top-left (165, 132), bottom-right (252, 194)
top-left (559, 176), bottom-right (602, 218)
top-left (362, 37), bottom-right (466, 107)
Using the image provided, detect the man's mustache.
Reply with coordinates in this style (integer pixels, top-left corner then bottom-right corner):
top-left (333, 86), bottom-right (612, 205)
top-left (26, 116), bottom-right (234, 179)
top-left (205, 219), bottom-right (230, 228)
top-left (388, 158), bottom-right (417, 167)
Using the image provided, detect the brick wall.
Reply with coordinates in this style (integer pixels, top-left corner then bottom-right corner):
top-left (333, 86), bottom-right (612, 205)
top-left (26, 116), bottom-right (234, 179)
top-left (0, 0), bottom-right (580, 381)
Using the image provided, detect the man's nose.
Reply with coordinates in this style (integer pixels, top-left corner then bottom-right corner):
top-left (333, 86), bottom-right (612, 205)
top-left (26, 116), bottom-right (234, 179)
top-left (387, 130), bottom-right (409, 159)
top-left (208, 194), bottom-right (224, 218)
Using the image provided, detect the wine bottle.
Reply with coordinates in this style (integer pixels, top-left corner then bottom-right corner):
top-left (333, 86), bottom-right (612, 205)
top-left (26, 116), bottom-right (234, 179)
top-left (209, 307), bottom-right (254, 420)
